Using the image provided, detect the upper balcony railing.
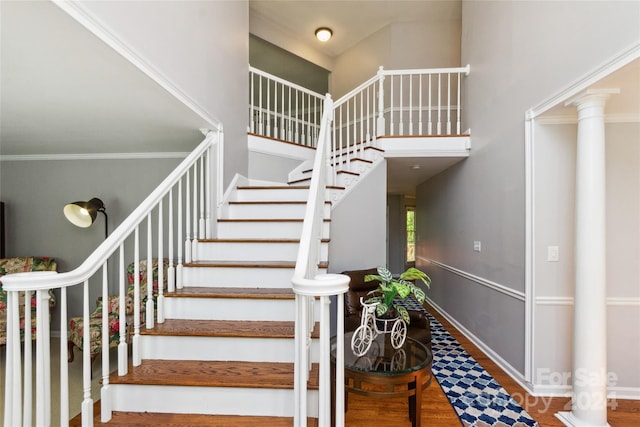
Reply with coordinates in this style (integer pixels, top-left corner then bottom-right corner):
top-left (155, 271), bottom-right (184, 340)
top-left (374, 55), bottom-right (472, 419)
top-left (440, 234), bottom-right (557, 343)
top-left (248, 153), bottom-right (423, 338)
top-left (249, 66), bottom-right (326, 147)
top-left (249, 65), bottom-right (470, 188)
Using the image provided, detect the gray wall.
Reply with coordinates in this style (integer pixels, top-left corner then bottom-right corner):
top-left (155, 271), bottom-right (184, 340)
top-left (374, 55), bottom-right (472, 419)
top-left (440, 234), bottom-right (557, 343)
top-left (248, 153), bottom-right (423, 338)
top-left (0, 157), bottom-right (182, 328)
top-left (415, 0), bottom-right (640, 378)
top-left (328, 161), bottom-right (387, 274)
top-left (331, 19), bottom-right (462, 99)
top-left (80, 0), bottom-right (249, 188)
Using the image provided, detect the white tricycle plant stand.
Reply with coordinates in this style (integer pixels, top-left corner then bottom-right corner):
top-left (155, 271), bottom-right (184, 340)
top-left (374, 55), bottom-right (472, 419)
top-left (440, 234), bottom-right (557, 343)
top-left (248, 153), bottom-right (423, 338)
top-left (350, 297), bottom-right (407, 356)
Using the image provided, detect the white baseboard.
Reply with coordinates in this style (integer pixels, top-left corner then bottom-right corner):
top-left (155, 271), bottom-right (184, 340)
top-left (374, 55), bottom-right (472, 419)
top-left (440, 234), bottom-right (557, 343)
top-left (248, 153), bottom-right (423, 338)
top-left (428, 298), bottom-right (640, 400)
top-left (426, 297), bottom-right (534, 394)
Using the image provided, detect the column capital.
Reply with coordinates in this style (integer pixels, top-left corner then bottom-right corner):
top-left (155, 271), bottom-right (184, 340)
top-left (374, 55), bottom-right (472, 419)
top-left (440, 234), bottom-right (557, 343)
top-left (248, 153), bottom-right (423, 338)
top-left (564, 88), bottom-right (620, 110)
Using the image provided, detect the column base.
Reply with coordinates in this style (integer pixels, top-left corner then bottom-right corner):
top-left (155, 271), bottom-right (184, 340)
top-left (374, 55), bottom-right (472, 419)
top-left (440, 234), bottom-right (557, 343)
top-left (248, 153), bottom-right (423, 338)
top-left (555, 411), bottom-right (610, 427)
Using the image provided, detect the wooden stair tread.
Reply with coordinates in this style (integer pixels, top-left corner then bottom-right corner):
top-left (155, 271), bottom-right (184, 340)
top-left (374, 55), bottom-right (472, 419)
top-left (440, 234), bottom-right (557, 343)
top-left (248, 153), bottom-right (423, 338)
top-left (229, 200), bottom-right (330, 205)
top-left (184, 260), bottom-right (329, 269)
top-left (236, 185), bottom-right (310, 190)
top-left (71, 401), bottom-right (319, 426)
top-left (217, 218), bottom-right (330, 222)
top-left (110, 359), bottom-right (319, 390)
top-left (76, 411), bottom-right (318, 427)
top-left (184, 260), bottom-right (295, 268)
top-left (197, 238), bottom-right (330, 243)
top-left (167, 286), bottom-right (295, 299)
top-left (140, 318), bottom-right (320, 338)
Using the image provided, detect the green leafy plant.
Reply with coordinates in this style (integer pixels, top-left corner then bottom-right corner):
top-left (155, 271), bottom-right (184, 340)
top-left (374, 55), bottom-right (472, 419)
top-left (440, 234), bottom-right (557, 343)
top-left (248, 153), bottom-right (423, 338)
top-left (364, 266), bottom-right (431, 324)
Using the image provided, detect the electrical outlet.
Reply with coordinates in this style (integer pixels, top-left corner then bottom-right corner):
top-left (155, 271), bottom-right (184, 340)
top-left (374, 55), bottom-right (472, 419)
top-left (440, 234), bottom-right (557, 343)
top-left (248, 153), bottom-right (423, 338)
top-left (548, 246), bottom-right (559, 262)
top-left (473, 241), bottom-right (481, 252)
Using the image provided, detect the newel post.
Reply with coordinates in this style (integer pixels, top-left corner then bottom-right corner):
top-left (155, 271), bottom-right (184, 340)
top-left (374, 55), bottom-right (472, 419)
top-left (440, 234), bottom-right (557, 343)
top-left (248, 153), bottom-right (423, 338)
top-left (376, 66), bottom-right (386, 138)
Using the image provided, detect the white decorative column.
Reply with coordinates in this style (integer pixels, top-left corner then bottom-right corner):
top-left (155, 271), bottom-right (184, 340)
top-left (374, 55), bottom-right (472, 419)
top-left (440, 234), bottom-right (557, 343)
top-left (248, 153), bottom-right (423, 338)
top-left (556, 89), bottom-right (618, 427)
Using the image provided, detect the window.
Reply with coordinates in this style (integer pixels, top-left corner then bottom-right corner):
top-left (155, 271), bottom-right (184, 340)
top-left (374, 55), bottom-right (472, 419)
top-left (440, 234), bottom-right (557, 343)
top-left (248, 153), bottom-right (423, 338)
top-left (406, 207), bottom-right (415, 263)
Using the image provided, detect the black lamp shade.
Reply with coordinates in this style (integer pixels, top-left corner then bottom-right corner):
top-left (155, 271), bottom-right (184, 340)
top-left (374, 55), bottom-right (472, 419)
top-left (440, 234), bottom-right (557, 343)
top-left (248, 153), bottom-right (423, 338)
top-left (64, 198), bottom-right (105, 228)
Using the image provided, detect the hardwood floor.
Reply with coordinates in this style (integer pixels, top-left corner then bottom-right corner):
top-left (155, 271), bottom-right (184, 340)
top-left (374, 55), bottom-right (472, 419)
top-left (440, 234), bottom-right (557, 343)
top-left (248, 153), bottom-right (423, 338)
top-left (343, 306), bottom-right (639, 427)
top-left (71, 304), bottom-right (639, 426)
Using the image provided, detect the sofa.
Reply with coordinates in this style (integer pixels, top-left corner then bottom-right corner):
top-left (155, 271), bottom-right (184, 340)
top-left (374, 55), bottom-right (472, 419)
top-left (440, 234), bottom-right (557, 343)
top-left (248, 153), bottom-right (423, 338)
top-left (341, 267), bottom-right (432, 349)
top-left (0, 257), bottom-right (57, 346)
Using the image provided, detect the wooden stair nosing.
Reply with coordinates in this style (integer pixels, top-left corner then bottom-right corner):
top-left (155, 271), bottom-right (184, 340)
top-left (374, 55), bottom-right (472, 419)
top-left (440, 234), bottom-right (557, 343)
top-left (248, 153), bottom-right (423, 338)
top-left (109, 359), bottom-right (320, 390)
top-left (184, 260), bottom-right (296, 268)
top-left (196, 238), bottom-right (330, 244)
top-left (336, 169), bottom-right (359, 177)
top-left (166, 286), bottom-right (295, 300)
top-left (217, 218), bottom-right (331, 223)
top-left (73, 409), bottom-right (318, 427)
top-left (228, 200), bottom-right (331, 205)
top-left (183, 260), bottom-right (329, 269)
top-left (236, 185), bottom-right (310, 190)
top-left (139, 318), bottom-right (320, 339)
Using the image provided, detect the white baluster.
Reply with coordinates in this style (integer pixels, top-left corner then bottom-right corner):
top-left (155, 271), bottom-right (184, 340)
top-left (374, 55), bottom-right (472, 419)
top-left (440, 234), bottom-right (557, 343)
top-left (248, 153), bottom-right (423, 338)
top-left (437, 73), bottom-right (442, 134)
top-left (447, 72), bottom-right (452, 134)
top-left (399, 75), bottom-right (404, 136)
top-left (419, 75), bottom-right (423, 135)
top-left (101, 264), bottom-right (113, 422)
top-left (6, 291), bottom-right (22, 426)
top-left (22, 290), bottom-right (32, 426)
top-left (146, 214), bottom-right (154, 329)
top-left (118, 246), bottom-right (128, 375)
top-left (81, 280), bottom-right (94, 423)
top-left (409, 74), bottom-right (413, 135)
top-left (133, 227), bottom-right (142, 366)
top-left (192, 164), bottom-right (199, 261)
top-left (428, 74), bottom-right (433, 135)
top-left (205, 148), bottom-right (212, 239)
top-left (377, 66), bottom-right (385, 138)
top-left (185, 170), bottom-right (191, 264)
top-left (157, 199), bottom-right (165, 324)
top-left (167, 188), bottom-right (176, 293)
top-left (177, 179), bottom-right (184, 289)
top-left (199, 157), bottom-right (205, 240)
top-left (60, 287), bottom-right (69, 426)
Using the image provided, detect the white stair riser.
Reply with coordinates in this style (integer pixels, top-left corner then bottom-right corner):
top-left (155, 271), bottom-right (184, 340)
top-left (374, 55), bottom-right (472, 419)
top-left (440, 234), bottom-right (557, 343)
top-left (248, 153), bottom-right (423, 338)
top-left (111, 384), bottom-right (318, 417)
top-left (182, 266), bottom-right (295, 287)
top-left (233, 188), bottom-right (309, 202)
top-left (195, 241), bottom-right (328, 262)
top-left (217, 221), bottom-right (330, 239)
top-left (225, 203), bottom-right (330, 219)
top-left (139, 335), bottom-right (319, 363)
top-left (165, 297), bottom-right (291, 321)
top-left (197, 241), bottom-right (298, 261)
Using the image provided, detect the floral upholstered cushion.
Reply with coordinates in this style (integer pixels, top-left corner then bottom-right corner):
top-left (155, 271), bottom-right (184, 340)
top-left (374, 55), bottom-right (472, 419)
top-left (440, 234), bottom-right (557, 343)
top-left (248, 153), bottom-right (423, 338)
top-left (67, 295), bottom-right (134, 355)
top-left (0, 257), bottom-right (57, 345)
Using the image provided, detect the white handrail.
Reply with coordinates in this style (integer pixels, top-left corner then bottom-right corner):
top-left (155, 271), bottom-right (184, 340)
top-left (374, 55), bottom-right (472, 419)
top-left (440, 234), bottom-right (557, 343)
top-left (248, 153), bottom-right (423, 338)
top-left (291, 94), bottom-right (350, 427)
top-left (1, 129), bottom-right (221, 293)
top-left (3, 126), bottom-right (223, 426)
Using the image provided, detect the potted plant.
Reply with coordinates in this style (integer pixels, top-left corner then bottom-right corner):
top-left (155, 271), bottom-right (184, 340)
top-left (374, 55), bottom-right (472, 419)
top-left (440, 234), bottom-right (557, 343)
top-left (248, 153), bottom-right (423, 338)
top-left (364, 266), bottom-right (431, 324)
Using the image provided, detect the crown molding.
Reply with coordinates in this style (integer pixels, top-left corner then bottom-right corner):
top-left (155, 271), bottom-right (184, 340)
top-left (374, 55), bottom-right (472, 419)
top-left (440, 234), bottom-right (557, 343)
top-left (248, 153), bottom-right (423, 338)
top-left (0, 152), bottom-right (189, 162)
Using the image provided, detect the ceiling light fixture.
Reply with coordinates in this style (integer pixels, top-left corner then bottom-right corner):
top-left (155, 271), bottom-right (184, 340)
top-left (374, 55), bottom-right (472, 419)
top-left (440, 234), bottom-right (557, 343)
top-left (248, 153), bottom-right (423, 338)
top-left (315, 27), bottom-right (333, 42)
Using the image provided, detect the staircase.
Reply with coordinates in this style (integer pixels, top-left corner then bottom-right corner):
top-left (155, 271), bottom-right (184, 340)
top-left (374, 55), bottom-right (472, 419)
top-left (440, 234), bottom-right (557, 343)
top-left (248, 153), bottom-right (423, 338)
top-left (94, 183), bottom-right (330, 425)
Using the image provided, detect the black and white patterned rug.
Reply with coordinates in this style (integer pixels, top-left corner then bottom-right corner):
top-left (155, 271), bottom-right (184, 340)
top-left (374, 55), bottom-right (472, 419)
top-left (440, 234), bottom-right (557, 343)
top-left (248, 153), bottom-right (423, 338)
top-left (401, 298), bottom-right (539, 426)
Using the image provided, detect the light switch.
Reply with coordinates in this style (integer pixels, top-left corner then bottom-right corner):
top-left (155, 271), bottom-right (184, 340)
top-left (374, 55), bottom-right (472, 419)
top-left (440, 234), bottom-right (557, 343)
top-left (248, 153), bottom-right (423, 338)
top-left (473, 241), bottom-right (481, 252)
top-left (548, 246), bottom-right (559, 262)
